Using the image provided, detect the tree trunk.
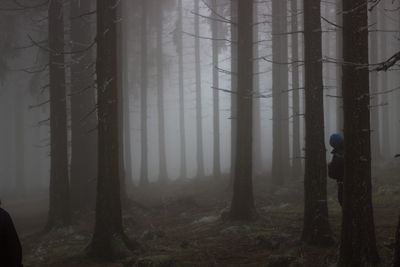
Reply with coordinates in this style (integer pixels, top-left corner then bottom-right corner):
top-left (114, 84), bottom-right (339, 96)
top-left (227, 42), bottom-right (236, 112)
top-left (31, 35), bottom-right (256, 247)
top-left (70, 0), bottom-right (97, 212)
top-left (291, 0), bottom-right (303, 176)
top-left (90, 0), bottom-right (131, 258)
top-left (253, 1), bottom-right (262, 177)
top-left (271, 0), bottom-right (290, 186)
top-left (229, 0), bottom-right (255, 221)
top-left (338, 0), bottom-right (380, 265)
top-left (369, 7), bottom-right (381, 161)
top-left (335, 0), bottom-right (344, 132)
top-left (156, 2), bottom-right (168, 183)
top-left (195, 0), bottom-right (205, 178)
top-left (379, 6), bottom-right (390, 158)
top-left (46, 0), bottom-right (71, 230)
top-left (301, 0), bottom-right (333, 246)
top-left (211, 0), bottom-right (221, 178)
top-left (177, 0), bottom-right (187, 180)
top-left (230, 0), bottom-right (238, 183)
top-left (140, 0), bottom-right (149, 186)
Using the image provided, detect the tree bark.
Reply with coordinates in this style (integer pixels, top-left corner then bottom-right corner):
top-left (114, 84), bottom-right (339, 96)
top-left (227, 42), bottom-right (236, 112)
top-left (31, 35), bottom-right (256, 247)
top-left (301, 0), bottom-right (333, 246)
top-left (369, 7), bottom-right (381, 160)
top-left (338, 0), bottom-right (380, 265)
top-left (271, 0), bottom-right (290, 186)
top-left (195, 0), bottom-right (205, 178)
top-left (90, 0), bottom-right (131, 258)
top-left (230, 0), bottom-right (238, 182)
top-left (140, 0), bottom-right (149, 186)
top-left (156, 2), bottom-right (168, 183)
top-left (229, 0), bottom-right (255, 221)
top-left (211, 0), bottom-right (221, 178)
top-left (70, 0), bottom-right (97, 212)
top-left (335, 0), bottom-right (344, 132)
top-left (46, 0), bottom-right (71, 230)
top-left (177, 0), bottom-right (187, 180)
top-left (291, 0), bottom-right (303, 176)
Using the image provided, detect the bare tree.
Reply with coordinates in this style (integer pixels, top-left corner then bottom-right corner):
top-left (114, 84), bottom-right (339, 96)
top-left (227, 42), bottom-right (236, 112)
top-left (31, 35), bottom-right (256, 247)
top-left (338, 0), bottom-right (380, 264)
top-left (229, 0), bottom-right (255, 220)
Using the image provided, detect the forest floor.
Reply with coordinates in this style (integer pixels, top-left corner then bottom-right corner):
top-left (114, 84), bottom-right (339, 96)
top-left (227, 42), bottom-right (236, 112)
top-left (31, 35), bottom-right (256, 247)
top-left (8, 161), bottom-right (400, 267)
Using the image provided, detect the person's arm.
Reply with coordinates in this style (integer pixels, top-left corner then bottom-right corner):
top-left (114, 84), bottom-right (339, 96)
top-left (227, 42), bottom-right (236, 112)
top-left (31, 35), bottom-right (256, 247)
top-left (3, 211), bottom-right (23, 267)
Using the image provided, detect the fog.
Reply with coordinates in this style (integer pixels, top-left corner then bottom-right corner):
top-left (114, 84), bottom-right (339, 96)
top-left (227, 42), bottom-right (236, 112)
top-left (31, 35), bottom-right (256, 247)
top-left (0, 0), bottom-right (399, 266)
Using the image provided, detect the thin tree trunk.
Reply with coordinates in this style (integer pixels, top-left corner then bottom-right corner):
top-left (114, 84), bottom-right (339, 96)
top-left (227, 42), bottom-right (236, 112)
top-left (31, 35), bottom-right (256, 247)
top-left (229, 0), bottom-right (255, 220)
top-left (46, 0), bottom-right (71, 230)
top-left (230, 0), bottom-right (238, 182)
top-left (195, 0), bottom-right (205, 178)
top-left (156, 3), bottom-right (168, 183)
top-left (379, 6), bottom-right (390, 158)
top-left (271, 0), bottom-right (290, 186)
top-left (211, 0), bottom-right (221, 178)
top-left (90, 0), bottom-right (131, 258)
top-left (70, 0), bottom-right (97, 212)
top-left (140, 0), bottom-right (149, 186)
top-left (291, 0), bottom-right (303, 176)
top-left (178, 0), bottom-right (187, 180)
top-left (369, 7), bottom-right (381, 160)
top-left (335, 0), bottom-right (344, 132)
top-left (301, 0), bottom-right (333, 246)
top-left (338, 0), bottom-right (380, 264)
top-left (253, 1), bottom-right (262, 177)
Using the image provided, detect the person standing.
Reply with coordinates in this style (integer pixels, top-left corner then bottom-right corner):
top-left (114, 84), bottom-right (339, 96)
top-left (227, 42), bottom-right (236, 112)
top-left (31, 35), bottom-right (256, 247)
top-left (328, 133), bottom-right (345, 206)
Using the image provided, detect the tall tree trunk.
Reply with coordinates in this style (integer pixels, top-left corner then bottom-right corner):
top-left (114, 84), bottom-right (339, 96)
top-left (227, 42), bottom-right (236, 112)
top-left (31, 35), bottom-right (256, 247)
top-left (229, 0), bottom-right (255, 220)
top-left (90, 0), bottom-right (131, 258)
top-left (70, 0), bottom-right (97, 212)
top-left (253, 1), bottom-right (262, 177)
top-left (369, 7), bottom-right (381, 160)
top-left (156, 2), bottom-right (168, 183)
top-left (140, 0), bottom-right (149, 186)
top-left (230, 0), bottom-right (238, 182)
top-left (271, 0), bottom-right (290, 186)
top-left (46, 0), bottom-right (71, 230)
top-left (211, 0), bottom-right (221, 178)
top-left (301, 0), bottom-right (333, 246)
top-left (338, 0), bottom-right (380, 265)
top-left (335, 0), bottom-right (344, 132)
top-left (195, 0), bottom-right (205, 178)
top-left (291, 0), bottom-right (303, 176)
top-left (178, 0), bottom-right (187, 179)
top-left (379, 6), bottom-right (390, 158)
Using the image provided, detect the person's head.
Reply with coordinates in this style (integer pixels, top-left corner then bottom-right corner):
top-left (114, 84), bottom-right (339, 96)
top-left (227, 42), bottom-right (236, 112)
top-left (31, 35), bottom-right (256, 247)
top-left (329, 133), bottom-right (344, 149)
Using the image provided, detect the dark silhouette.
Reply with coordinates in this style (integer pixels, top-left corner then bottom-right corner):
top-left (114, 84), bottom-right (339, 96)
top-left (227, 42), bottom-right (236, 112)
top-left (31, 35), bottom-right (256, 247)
top-left (0, 207), bottom-right (23, 267)
top-left (328, 133), bottom-right (345, 206)
top-left (395, 154), bottom-right (400, 158)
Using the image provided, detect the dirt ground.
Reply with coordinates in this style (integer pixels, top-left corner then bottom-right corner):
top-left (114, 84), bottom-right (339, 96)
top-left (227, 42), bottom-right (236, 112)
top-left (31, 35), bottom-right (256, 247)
top-left (6, 163), bottom-right (400, 267)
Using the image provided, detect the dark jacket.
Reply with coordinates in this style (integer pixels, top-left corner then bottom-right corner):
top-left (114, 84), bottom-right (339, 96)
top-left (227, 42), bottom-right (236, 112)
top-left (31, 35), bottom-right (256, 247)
top-left (328, 147), bottom-right (344, 182)
top-left (0, 208), bottom-right (23, 267)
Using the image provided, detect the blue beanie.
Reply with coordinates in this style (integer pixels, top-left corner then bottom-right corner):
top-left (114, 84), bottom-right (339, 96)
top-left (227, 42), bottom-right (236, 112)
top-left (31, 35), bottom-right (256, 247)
top-left (329, 133), bottom-right (344, 148)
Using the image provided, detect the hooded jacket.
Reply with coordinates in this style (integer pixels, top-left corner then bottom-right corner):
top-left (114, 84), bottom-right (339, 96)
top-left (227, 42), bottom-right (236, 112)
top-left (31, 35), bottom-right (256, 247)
top-left (0, 208), bottom-right (23, 267)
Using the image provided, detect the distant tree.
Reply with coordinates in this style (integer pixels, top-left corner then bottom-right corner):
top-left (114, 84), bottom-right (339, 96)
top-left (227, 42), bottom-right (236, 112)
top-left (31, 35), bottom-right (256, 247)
top-left (140, 0), bottom-right (149, 186)
top-left (338, 0), bottom-right (380, 265)
top-left (194, 0), bottom-right (205, 178)
top-left (271, 0), bottom-right (290, 186)
top-left (90, 0), bottom-right (132, 258)
top-left (301, 0), bottom-right (333, 246)
top-left (369, 6), bottom-right (381, 160)
top-left (230, 0), bottom-right (238, 181)
top-left (229, 0), bottom-right (255, 220)
top-left (70, 0), bottom-right (97, 212)
top-left (176, 0), bottom-right (187, 179)
top-left (46, 0), bottom-right (71, 230)
top-left (290, 0), bottom-right (303, 176)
